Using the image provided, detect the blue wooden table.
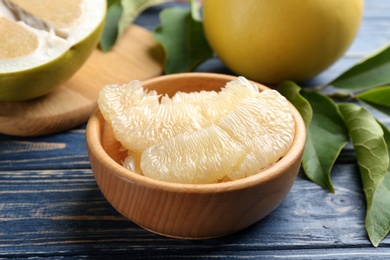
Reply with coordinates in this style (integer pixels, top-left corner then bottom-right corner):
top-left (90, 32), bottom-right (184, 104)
top-left (1, 1), bottom-right (390, 259)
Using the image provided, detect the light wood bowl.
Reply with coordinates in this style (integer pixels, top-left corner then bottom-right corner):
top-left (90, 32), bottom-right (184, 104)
top-left (86, 72), bottom-right (306, 239)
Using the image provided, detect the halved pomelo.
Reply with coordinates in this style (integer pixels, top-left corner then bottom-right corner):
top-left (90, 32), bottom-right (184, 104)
top-left (0, 0), bottom-right (106, 101)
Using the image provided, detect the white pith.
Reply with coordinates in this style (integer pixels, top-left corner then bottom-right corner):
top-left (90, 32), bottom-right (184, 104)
top-left (0, 0), bottom-right (105, 73)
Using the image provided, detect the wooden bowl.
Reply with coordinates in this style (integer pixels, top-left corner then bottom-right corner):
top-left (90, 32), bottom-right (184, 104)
top-left (86, 72), bottom-right (306, 239)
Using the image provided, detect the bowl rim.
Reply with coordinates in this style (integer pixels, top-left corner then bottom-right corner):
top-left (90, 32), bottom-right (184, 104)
top-left (87, 72), bottom-right (306, 194)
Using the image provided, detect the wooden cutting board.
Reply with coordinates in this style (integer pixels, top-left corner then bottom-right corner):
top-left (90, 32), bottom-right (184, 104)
top-left (0, 25), bottom-right (164, 136)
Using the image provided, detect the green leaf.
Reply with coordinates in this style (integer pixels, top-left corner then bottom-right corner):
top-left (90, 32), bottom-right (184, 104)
top-left (356, 86), bottom-right (390, 107)
top-left (356, 86), bottom-right (390, 117)
top-left (152, 7), bottom-right (213, 74)
top-left (100, 1), bottom-right (123, 52)
top-left (100, 0), bottom-right (167, 52)
top-left (299, 90), bottom-right (349, 192)
top-left (366, 121), bottom-right (390, 247)
top-left (329, 43), bottom-right (390, 91)
top-left (338, 103), bottom-right (389, 209)
top-left (277, 81), bottom-right (313, 128)
top-left (339, 104), bottom-right (390, 247)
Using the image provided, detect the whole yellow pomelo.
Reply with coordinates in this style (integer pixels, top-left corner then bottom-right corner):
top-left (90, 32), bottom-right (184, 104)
top-left (202, 0), bottom-right (363, 84)
top-left (0, 0), bottom-right (106, 101)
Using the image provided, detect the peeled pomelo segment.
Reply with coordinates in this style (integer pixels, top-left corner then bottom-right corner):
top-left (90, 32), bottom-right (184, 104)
top-left (98, 76), bottom-right (295, 184)
top-left (203, 76), bottom-right (261, 120)
top-left (169, 76), bottom-right (260, 121)
top-left (217, 90), bottom-right (295, 180)
top-left (170, 90), bottom-right (225, 121)
top-left (98, 81), bottom-right (210, 155)
top-left (98, 80), bottom-right (160, 123)
top-left (123, 151), bottom-right (142, 175)
top-left (140, 124), bottom-right (247, 184)
top-left (218, 76), bottom-right (260, 102)
top-left (0, 17), bottom-right (38, 58)
top-left (170, 90), bottom-right (218, 104)
top-left (111, 102), bottom-right (209, 155)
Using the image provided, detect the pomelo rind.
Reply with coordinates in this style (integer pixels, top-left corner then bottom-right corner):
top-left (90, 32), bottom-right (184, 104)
top-left (0, 0), bottom-right (106, 101)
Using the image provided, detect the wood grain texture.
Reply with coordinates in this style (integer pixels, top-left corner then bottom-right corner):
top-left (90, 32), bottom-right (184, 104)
top-left (0, 25), bottom-right (164, 137)
top-left (1, 168), bottom-right (390, 258)
top-left (1, 0), bottom-right (390, 258)
top-left (0, 127), bottom-right (90, 171)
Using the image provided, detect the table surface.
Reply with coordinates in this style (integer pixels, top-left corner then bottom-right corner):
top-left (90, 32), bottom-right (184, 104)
top-left (2, 1), bottom-right (390, 259)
